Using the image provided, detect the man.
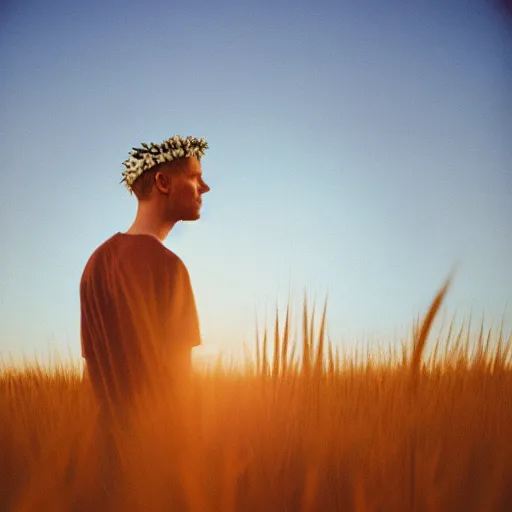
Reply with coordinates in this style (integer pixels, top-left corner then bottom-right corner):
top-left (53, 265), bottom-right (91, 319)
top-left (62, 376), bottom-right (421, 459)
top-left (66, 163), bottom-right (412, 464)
top-left (80, 135), bottom-right (210, 420)
top-left (78, 136), bottom-right (210, 505)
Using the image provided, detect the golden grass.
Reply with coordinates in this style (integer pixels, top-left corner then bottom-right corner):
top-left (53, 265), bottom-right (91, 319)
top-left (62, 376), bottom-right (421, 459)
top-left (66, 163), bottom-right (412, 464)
top-left (1, 280), bottom-right (511, 511)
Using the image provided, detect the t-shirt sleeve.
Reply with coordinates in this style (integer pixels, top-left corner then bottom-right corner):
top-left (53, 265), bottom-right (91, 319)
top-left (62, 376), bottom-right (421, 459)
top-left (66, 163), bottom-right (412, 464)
top-left (114, 246), bottom-right (202, 356)
top-left (110, 246), bottom-right (201, 361)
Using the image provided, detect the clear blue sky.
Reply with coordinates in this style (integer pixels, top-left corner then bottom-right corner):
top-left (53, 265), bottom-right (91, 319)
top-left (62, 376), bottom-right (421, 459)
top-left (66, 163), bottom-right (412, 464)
top-left (1, 0), bottom-right (511, 365)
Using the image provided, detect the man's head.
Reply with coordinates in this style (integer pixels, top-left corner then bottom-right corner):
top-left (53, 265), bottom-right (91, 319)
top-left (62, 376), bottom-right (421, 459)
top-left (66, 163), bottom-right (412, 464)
top-left (131, 156), bottom-right (210, 222)
top-left (120, 135), bottom-right (210, 224)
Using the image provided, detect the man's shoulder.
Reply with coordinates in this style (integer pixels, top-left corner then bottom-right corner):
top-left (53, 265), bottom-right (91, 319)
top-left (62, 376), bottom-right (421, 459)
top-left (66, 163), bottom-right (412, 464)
top-left (161, 246), bottom-right (186, 269)
top-left (80, 234), bottom-right (118, 282)
top-left (81, 233), bottom-right (186, 281)
top-left (87, 232), bottom-right (119, 257)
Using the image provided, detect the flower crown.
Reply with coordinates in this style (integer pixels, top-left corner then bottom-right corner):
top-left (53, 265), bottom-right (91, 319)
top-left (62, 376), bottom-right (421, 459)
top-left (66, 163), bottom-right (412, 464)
top-left (120, 135), bottom-right (208, 194)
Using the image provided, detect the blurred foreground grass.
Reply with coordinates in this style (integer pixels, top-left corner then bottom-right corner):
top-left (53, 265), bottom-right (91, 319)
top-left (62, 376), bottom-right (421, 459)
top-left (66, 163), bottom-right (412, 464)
top-left (1, 282), bottom-right (511, 511)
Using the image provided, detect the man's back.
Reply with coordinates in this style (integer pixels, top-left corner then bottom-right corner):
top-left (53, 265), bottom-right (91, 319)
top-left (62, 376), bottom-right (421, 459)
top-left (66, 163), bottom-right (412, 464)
top-left (80, 232), bottom-right (201, 414)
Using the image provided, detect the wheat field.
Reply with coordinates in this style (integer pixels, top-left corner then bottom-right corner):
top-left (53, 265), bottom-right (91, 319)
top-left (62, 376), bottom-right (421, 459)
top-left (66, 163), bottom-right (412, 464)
top-left (1, 281), bottom-right (511, 511)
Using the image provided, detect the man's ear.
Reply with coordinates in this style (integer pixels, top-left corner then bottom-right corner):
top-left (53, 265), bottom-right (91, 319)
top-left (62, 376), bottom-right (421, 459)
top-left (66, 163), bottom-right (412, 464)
top-left (155, 171), bottom-right (172, 194)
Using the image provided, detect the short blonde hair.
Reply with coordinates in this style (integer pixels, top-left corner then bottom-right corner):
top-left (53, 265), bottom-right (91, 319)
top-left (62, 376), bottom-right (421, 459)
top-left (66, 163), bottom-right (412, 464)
top-left (131, 162), bottom-right (180, 201)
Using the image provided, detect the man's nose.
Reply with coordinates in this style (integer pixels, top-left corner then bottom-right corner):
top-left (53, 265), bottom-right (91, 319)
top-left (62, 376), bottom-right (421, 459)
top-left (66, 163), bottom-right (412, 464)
top-left (201, 182), bottom-right (211, 194)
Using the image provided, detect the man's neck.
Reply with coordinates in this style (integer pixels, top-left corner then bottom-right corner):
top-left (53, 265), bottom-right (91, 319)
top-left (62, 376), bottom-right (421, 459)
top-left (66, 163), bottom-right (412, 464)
top-left (125, 223), bottom-right (175, 243)
top-left (123, 229), bottom-right (164, 243)
top-left (125, 201), bottom-right (177, 242)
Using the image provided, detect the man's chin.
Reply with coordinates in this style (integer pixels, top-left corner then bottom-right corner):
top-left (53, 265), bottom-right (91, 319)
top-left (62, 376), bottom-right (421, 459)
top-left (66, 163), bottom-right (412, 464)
top-left (182, 212), bottom-right (201, 222)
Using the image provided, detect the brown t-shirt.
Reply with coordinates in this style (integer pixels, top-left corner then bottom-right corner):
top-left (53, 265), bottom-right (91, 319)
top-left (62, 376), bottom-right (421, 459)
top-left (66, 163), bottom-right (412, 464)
top-left (80, 232), bottom-right (201, 407)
